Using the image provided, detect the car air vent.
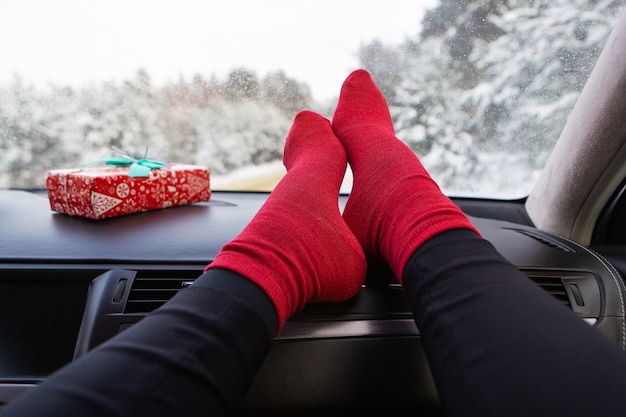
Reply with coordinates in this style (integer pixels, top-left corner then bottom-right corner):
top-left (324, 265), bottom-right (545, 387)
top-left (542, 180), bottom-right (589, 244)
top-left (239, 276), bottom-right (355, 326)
top-left (526, 274), bottom-right (572, 308)
top-left (123, 269), bottom-right (574, 314)
top-left (125, 269), bottom-right (202, 314)
top-left (508, 228), bottom-right (575, 253)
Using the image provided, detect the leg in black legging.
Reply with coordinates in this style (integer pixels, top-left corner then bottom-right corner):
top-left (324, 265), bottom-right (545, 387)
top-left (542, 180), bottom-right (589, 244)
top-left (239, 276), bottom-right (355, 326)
top-left (0, 269), bottom-right (277, 417)
top-left (403, 229), bottom-right (626, 417)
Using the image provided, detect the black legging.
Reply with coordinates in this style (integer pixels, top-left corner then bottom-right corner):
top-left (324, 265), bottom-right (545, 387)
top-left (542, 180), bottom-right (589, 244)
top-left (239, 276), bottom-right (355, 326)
top-left (3, 230), bottom-right (626, 416)
top-left (405, 230), bottom-right (626, 416)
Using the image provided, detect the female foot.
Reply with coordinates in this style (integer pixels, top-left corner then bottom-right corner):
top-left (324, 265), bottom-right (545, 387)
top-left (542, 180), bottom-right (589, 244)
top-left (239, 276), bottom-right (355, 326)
top-left (332, 69), bottom-right (480, 282)
top-left (208, 110), bottom-right (367, 328)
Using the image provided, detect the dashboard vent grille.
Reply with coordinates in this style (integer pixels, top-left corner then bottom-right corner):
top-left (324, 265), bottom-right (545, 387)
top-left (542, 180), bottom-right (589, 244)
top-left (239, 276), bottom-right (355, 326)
top-left (508, 228), bottom-right (575, 253)
top-left (123, 270), bottom-right (573, 314)
top-left (526, 275), bottom-right (571, 308)
top-left (125, 270), bottom-right (201, 314)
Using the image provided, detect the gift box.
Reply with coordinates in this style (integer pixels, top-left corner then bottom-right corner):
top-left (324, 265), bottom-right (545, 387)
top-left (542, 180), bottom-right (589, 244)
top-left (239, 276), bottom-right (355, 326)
top-left (46, 160), bottom-right (211, 219)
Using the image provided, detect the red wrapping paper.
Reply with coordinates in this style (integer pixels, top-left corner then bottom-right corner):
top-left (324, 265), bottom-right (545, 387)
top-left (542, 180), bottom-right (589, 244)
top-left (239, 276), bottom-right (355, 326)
top-left (46, 164), bottom-right (211, 219)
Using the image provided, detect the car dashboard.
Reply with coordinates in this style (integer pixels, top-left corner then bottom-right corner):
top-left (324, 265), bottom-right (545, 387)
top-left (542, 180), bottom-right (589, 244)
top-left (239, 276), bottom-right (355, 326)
top-left (1, 189), bottom-right (624, 415)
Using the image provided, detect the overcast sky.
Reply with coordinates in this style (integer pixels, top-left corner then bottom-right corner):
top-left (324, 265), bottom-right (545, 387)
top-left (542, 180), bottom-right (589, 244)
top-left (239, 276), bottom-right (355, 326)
top-left (0, 0), bottom-right (436, 101)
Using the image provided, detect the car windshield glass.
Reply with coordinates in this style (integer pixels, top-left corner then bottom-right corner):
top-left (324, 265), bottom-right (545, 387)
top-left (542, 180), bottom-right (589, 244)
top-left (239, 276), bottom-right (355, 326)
top-left (1, 0), bottom-right (623, 198)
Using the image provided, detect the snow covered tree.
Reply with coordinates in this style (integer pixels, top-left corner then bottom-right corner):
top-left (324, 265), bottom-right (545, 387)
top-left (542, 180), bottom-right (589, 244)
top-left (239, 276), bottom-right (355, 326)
top-left (364, 0), bottom-right (624, 196)
top-left (0, 78), bottom-right (83, 188)
top-left (222, 68), bottom-right (260, 102)
top-left (260, 70), bottom-right (312, 116)
top-left (359, 40), bottom-right (405, 101)
top-left (189, 100), bottom-right (291, 174)
top-left (0, 66), bottom-right (301, 188)
top-left (388, 37), bottom-right (483, 187)
top-left (465, 0), bottom-right (622, 164)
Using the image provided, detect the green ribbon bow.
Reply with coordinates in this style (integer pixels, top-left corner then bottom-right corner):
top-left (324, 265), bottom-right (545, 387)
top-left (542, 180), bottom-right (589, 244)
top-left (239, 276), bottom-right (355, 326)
top-left (80, 156), bottom-right (167, 177)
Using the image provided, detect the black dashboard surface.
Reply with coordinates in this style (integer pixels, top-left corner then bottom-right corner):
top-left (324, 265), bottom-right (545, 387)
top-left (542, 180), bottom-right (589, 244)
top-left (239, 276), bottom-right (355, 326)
top-left (1, 189), bottom-right (625, 414)
top-left (1, 189), bottom-right (256, 263)
top-left (1, 190), bottom-right (537, 263)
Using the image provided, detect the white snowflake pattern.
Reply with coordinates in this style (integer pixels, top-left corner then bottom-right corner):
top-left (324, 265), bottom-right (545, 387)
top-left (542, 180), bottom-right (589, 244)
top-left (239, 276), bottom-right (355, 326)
top-left (116, 183), bottom-right (130, 198)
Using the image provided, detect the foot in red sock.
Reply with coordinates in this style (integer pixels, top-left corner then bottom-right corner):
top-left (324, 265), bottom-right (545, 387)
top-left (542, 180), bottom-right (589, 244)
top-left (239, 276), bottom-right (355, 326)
top-left (207, 110), bottom-right (367, 330)
top-left (331, 69), bottom-right (480, 283)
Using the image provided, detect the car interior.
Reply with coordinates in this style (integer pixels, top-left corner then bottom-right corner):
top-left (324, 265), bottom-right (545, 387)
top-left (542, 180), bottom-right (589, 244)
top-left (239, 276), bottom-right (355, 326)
top-left (2, 2), bottom-right (626, 415)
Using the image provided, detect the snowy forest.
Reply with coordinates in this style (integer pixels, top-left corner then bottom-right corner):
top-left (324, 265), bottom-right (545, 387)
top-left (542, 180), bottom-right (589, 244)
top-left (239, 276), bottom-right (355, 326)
top-left (1, 0), bottom-right (624, 197)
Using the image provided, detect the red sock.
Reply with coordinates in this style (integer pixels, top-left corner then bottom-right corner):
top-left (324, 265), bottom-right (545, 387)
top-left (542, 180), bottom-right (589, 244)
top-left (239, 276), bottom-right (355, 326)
top-left (207, 110), bottom-right (367, 330)
top-left (331, 69), bottom-right (480, 283)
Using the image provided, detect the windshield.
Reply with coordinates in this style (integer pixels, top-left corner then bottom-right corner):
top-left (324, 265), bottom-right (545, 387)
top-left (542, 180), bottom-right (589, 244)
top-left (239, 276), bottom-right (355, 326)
top-left (1, 0), bottom-right (623, 198)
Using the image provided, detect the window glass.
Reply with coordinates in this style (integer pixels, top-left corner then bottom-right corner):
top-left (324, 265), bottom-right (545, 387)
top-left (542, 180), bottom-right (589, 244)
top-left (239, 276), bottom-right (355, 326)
top-left (0, 0), bottom-right (623, 198)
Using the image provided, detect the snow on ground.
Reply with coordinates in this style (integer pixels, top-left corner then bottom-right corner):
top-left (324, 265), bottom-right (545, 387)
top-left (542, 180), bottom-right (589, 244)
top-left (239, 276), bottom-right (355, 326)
top-left (433, 151), bottom-right (543, 199)
top-left (211, 152), bottom-right (540, 200)
top-left (211, 160), bottom-right (355, 193)
top-left (211, 160), bottom-right (286, 191)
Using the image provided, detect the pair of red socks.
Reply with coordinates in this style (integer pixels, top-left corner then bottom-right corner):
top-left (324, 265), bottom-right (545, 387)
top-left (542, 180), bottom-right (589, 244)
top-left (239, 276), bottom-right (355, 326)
top-left (207, 69), bottom-right (480, 329)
